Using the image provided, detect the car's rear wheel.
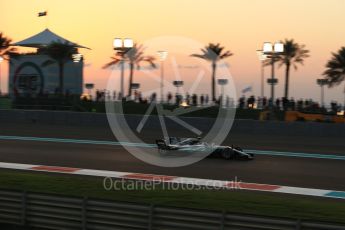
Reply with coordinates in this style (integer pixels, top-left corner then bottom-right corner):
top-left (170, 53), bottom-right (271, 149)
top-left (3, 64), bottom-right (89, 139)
top-left (158, 148), bottom-right (167, 155)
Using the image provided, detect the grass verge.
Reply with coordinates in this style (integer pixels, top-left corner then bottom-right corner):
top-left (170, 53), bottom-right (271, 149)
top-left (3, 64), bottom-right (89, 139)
top-left (0, 169), bottom-right (344, 223)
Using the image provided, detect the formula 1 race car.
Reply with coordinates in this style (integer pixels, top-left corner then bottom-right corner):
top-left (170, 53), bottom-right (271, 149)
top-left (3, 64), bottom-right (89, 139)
top-left (155, 137), bottom-right (254, 160)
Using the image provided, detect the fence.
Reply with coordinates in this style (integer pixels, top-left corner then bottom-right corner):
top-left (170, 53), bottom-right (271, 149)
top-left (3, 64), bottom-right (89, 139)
top-left (0, 189), bottom-right (344, 230)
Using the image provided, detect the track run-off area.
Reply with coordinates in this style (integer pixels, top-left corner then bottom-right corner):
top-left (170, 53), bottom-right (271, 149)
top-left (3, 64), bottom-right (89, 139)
top-left (0, 161), bottom-right (344, 200)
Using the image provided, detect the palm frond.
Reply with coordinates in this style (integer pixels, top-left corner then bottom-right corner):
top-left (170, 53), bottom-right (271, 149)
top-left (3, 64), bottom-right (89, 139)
top-left (276, 39), bottom-right (310, 71)
top-left (102, 59), bottom-right (120, 69)
top-left (219, 51), bottom-right (233, 59)
top-left (190, 54), bottom-right (207, 59)
top-left (142, 56), bottom-right (157, 68)
top-left (323, 47), bottom-right (345, 87)
top-left (191, 42), bottom-right (233, 62)
top-left (41, 59), bottom-right (56, 67)
top-left (42, 41), bottom-right (77, 63)
top-left (0, 32), bottom-right (17, 59)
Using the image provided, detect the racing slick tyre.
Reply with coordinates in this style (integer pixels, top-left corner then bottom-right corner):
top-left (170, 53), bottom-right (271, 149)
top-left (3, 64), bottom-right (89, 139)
top-left (158, 148), bottom-right (167, 156)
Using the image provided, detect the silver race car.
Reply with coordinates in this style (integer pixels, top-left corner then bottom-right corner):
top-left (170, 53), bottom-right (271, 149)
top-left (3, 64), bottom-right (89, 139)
top-left (156, 137), bottom-right (254, 160)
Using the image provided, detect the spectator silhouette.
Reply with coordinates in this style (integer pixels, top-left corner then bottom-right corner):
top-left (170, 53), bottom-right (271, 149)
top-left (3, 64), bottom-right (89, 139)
top-left (200, 94), bottom-right (204, 106)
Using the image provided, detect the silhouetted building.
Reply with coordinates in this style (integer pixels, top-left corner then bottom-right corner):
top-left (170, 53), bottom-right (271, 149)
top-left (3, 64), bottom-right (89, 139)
top-left (9, 29), bottom-right (89, 98)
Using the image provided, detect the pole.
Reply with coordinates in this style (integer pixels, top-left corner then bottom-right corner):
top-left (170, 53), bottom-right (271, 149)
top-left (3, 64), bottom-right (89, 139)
top-left (343, 83), bottom-right (345, 110)
top-left (260, 62), bottom-right (265, 109)
top-left (261, 62), bottom-right (264, 99)
top-left (270, 56), bottom-right (275, 108)
top-left (0, 62), bottom-right (2, 95)
top-left (160, 60), bottom-right (164, 103)
top-left (120, 59), bottom-right (124, 100)
top-left (321, 84), bottom-right (325, 107)
top-left (221, 85), bottom-right (224, 107)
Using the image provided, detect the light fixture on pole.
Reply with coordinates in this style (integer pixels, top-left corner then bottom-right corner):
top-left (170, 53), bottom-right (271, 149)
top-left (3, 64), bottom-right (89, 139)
top-left (123, 38), bottom-right (133, 48)
top-left (173, 80), bottom-right (183, 95)
top-left (113, 38), bottom-right (123, 48)
top-left (72, 53), bottom-right (83, 63)
top-left (85, 83), bottom-right (94, 96)
top-left (130, 83), bottom-right (140, 90)
top-left (157, 51), bottom-right (168, 103)
top-left (173, 80), bottom-right (184, 106)
top-left (0, 56), bottom-right (3, 95)
top-left (113, 38), bottom-right (133, 100)
top-left (262, 41), bottom-right (284, 110)
top-left (218, 79), bottom-right (228, 107)
top-left (256, 50), bottom-right (267, 108)
top-left (316, 78), bottom-right (328, 108)
top-left (131, 83), bottom-right (140, 101)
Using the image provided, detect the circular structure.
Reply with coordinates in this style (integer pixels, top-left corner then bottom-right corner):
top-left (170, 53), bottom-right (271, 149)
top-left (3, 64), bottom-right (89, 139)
top-left (13, 62), bottom-right (44, 96)
top-left (105, 36), bottom-right (237, 167)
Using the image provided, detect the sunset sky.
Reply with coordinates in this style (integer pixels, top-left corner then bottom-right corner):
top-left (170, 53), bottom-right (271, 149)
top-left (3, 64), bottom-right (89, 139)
top-left (1, 0), bottom-right (345, 104)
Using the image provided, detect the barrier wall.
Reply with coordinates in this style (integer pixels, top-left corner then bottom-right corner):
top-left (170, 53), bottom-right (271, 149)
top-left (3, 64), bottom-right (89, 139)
top-left (0, 109), bottom-right (344, 137)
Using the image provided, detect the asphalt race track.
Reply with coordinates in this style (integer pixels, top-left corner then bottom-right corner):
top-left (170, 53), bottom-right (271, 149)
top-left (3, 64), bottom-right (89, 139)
top-left (0, 122), bottom-right (344, 191)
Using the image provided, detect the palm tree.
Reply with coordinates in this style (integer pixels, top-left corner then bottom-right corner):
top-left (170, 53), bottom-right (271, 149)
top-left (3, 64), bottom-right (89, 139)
top-left (0, 33), bottom-right (16, 95)
top-left (275, 39), bottom-right (309, 98)
top-left (191, 43), bottom-right (233, 101)
top-left (103, 44), bottom-right (156, 97)
top-left (0, 32), bottom-right (17, 60)
top-left (126, 44), bottom-right (156, 97)
top-left (323, 47), bottom-right (345, 87)
top-left (41, 42), bottom-right (77, 94)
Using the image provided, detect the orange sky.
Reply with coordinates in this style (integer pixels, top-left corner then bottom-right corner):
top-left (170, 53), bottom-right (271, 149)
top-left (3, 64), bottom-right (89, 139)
top-left (1, 0), bottom-right (345, 104)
